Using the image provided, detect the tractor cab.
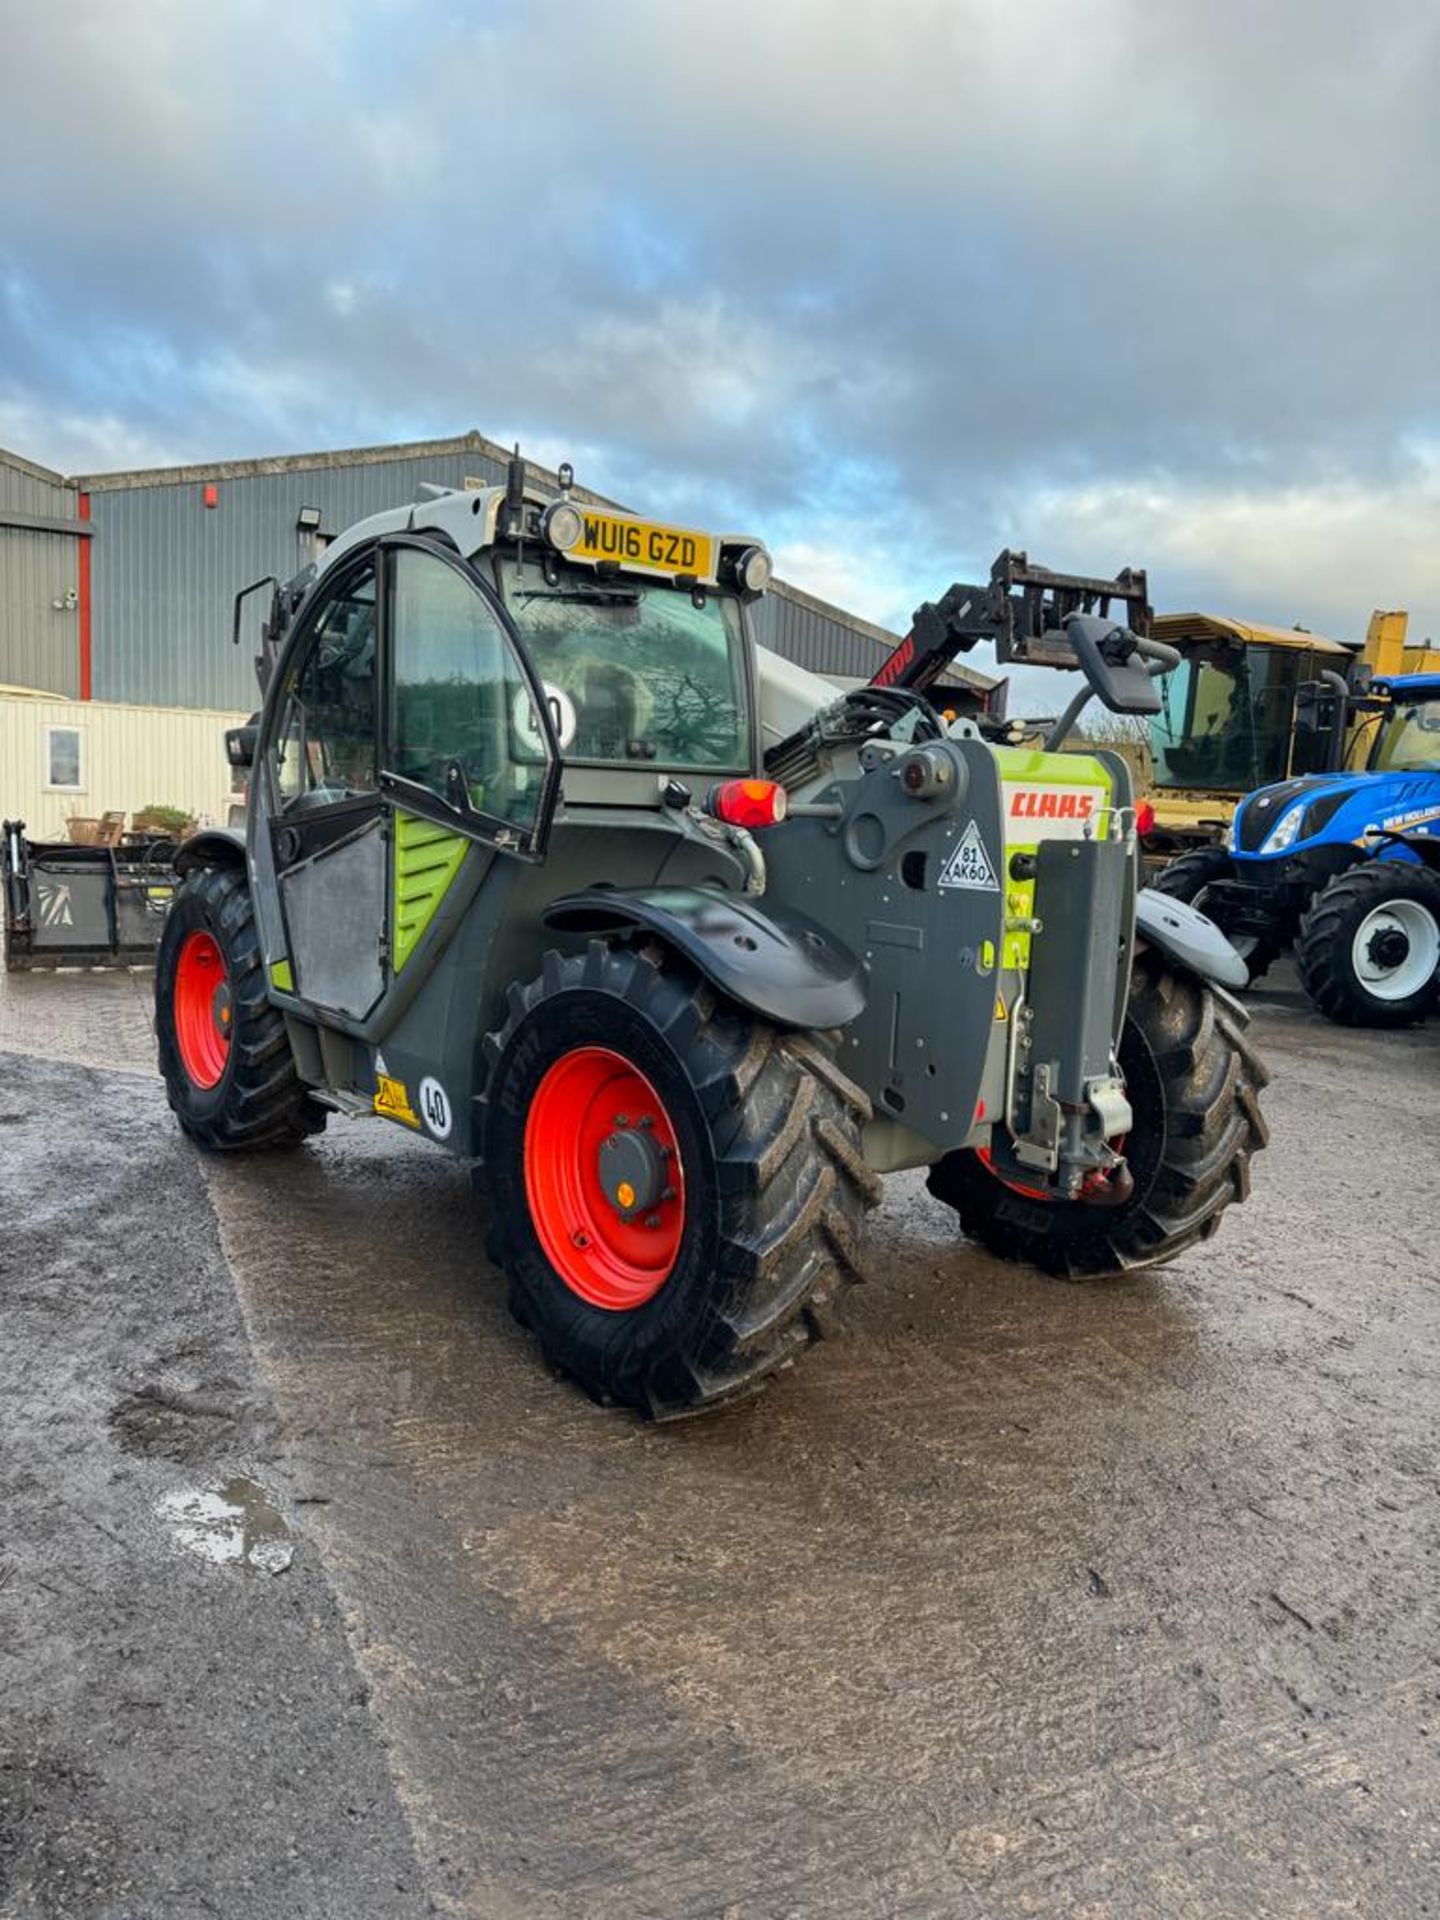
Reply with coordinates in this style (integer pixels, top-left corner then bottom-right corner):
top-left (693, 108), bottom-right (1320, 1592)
top-left (1367, 673), bottom-right (1440, 775)
top-left (244, 468), bottom-right (770, 855)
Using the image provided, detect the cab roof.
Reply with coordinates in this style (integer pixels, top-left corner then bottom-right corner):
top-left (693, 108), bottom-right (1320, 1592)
top-left (1153, 612), bottom-right (1353, 656)
top-left (1374, 672), bottom-right (1440, 698)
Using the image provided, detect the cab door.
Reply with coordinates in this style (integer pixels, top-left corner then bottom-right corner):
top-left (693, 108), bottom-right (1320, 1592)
top-left (264, 535), bottom-right (559, 1025)
top-left (376, 537), bottom-right (561, 991)
top-left (266, 551), bottom-right (389, 1019)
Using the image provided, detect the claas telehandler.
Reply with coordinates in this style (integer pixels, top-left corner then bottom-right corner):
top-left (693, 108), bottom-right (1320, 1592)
top-left (155, 466), bottom-right (1269, 1416)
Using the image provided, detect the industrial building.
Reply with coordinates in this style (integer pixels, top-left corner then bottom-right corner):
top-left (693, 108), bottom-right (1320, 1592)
top-left (1, 429), bottom-right (995, 835)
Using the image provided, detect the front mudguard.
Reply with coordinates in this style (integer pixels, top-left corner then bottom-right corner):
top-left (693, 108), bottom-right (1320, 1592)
top-left (1135, 888), bottom-right (1249, 991)
top-left (543, 886), bottom-right (866, 1031)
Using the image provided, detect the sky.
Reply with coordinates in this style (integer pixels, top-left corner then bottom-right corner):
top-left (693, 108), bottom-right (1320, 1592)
top-left (3, 0), bottom-right (1439, 691)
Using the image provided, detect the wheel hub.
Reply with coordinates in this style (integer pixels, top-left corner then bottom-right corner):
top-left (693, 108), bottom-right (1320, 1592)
top-left (1366, 926), bottom-right (1410, 970)
top-left (1351, 896), bottom-right (1440, 999)
top-left (597, 1124), bottom-right (667, 1222)
top-left (173, 928), bottom-right (232, 1090)
top-left (523, 1047), bottom-right (687, 1310)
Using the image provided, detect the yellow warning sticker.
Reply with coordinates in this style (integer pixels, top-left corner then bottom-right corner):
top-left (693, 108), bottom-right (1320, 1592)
top-left (994, 994), bottom-right (1008, 1022)
top-left (374, 1073), bottom-right (420, 1129)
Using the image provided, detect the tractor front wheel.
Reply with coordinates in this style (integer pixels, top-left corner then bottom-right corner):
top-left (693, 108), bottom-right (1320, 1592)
top-left (925, 952), bottom-right (1269, 1276)
top-left (1296, 860), bottom-right (1440, 1026)
top-left (1151, 847), bottom-right (1284, 985)
top-left (156, 865), bottom-right (327, 1150)
top-left (478, 941), bottom-right (879, 1417)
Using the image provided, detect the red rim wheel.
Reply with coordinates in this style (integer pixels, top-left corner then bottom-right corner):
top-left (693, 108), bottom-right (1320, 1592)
top-left (174, 929), bottom-right (232, 1090)
top-left (524, 1046), bottom-right (686, 1310)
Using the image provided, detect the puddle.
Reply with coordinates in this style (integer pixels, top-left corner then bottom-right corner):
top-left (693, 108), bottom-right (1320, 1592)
top-left (155, 1475), bottom-right (293, 1573)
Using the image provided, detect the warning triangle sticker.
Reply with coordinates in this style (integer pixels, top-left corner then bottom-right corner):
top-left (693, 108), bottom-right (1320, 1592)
top-left (938, 819), bottom-right (998, 892)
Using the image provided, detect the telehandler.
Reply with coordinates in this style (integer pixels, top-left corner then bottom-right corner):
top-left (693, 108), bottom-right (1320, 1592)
top-left (155, 468), bottom-right (1269, 1416)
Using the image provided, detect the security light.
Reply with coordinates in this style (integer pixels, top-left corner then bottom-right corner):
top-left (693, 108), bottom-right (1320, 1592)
top-left (296, 505), bottom-right (323, 532)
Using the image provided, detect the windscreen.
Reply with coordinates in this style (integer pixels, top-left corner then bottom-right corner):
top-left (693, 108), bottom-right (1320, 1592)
top-left (497, 558), bottom-right (751, 771)
top-left (1372, 695), bottom-right (1440, 772)
top-left (1148, 645), bottom-right (1302, 791)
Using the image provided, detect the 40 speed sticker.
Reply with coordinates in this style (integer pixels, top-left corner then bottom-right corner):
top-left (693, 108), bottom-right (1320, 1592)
top-left (417, 1077), bottom-right (453, 1140)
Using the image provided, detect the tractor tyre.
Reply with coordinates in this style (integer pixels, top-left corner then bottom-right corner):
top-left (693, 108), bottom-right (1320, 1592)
top-left (925, 951), bottom-right (1269, 1276)
top-left (1296, 860), bottom-right (1440, 1027)
top-left (1151, 848), bottom-right (1283, 985)
top-left (478, 939), bottom-right (880, 1418)
top-left (156, 865), bottom-right (327, 1151)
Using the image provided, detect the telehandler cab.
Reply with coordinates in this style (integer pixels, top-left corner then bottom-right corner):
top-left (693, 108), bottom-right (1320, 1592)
top-left (156, 467), bottom-right (1269, 1416)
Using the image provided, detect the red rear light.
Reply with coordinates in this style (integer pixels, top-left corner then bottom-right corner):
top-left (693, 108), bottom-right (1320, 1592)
top-left (1135, 799), bottom-right (1156, 836)
top-left (707, 778), bottom-right (788, 829)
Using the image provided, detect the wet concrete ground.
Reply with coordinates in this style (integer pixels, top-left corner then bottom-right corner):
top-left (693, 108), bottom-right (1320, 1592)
top-left (1, 963), bottom-right (1437, 1916)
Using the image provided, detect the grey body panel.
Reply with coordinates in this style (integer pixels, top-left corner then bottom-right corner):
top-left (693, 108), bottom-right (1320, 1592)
top-left (543, 886), bottom-right (865, 1030)
top-left (1135, 889), bottom-right (1249, 989)
top-left (763, 738), bottom-right (1005, 1143)
top-left (281, 817), bottom-right (387, 1018)
top-left (1026, 839), bottom-right (1129, 1106)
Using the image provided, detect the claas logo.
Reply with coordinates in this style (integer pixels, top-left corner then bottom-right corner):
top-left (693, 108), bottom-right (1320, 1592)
top-left (1009, 788), bottom-right (1095, 821)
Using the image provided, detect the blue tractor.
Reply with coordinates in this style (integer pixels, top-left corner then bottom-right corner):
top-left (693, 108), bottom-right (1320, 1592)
top-left (1153, 671), bottom-right (1440, 1025)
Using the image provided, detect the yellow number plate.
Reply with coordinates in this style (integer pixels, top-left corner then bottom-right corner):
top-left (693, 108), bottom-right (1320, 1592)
top-left (571, 510), bottom-right (716, 582)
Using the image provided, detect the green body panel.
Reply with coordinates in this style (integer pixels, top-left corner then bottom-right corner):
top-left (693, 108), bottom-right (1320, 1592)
top-left (990, 744), bottom-right (1115, 969)
top-left (392, 811), bottom-right (470, 973)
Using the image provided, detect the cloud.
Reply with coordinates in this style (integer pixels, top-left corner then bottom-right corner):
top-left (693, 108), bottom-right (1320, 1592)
top-left (1, 0), bottom-right (1437, 649)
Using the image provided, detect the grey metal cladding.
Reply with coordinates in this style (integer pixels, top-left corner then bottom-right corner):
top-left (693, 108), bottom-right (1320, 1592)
top-left (0, 448), bottom-right (73, 518)
top-left (750, 590), bottom-right (893, 679)
top-left (65, 431), bottom-right (910, 708)
top-left (85, 450), bottom-right (511, 710)
top-left (0, 527), bottom-right (79, 695)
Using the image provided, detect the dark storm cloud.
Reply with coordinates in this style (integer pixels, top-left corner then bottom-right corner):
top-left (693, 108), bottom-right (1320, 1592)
top-left (2, 0), bottom-right (1439, 641)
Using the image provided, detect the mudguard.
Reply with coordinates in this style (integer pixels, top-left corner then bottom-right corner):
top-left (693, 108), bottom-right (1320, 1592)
top-left (543, 886), bottom-right (866, 1031)
top-left (1135, 888), bottom-right (1249, 990)
top-left (174, 828), bottom-right (247, 876)
top-left (1376, 831), bottom-right (1440, 871)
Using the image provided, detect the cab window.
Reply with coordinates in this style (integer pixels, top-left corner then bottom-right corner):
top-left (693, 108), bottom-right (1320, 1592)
top-left (273, 562), bottom-right (378, 809)
top-left (1373, 695), bottom-right (1440, 772)
top-left (497, 557), bottom-right (750, 771)
top-left (388, 546), bottom-right (545, 830)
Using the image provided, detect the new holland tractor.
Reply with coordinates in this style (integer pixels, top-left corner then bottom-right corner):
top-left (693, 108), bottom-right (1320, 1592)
top-left (1154, 672), bottom-right (1440, 1023)
top-left (153, 468), bottom-right (1269, 1416)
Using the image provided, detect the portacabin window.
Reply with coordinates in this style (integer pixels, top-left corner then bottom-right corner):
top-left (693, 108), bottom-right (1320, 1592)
top-left (44, 725), bottom-right (85, 792)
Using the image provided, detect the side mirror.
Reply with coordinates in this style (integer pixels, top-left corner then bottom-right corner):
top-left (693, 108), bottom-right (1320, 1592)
top-left (225, 719), bottom-right (260, 769)
top-left (1065, 614), bottom-right (1163, 715)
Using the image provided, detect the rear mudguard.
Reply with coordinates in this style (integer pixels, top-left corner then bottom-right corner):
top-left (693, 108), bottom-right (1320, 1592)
top-left (1135, 887), bottom-right (1249, 990)
top-left (543, 886), bottom-right (866, 1031)
top-left (175, 827), bottom-right (247, 875)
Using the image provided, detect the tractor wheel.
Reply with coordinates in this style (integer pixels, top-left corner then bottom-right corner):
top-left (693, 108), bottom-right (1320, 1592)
top-left (1296, 861), bottom-right (1440, 1027)
top-left (478, 940), bottom-right (879, 1418)
top-left (925, 951), bottom-right (1269, 1276)
top-left (1151, 848), bottom-right (1283, 985)
top-left (156, 865), bottom-right (327, 1150)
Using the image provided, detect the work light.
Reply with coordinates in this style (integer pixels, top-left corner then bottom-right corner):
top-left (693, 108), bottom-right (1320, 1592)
top-left (542, 501), bottom-right (585, 552)
top-left (736, 545), bottom-right (773, 594)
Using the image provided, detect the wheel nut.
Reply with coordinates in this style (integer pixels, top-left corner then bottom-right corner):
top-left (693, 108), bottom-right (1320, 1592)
top-left (643, 1213), bottom-right (662, 1229)
top-left (572, 1231), bottom-right (590, 1249)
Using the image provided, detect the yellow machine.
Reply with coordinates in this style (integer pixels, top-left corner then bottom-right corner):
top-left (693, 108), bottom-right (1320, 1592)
top-left (1142, 608), bottom-right (1440, 859)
